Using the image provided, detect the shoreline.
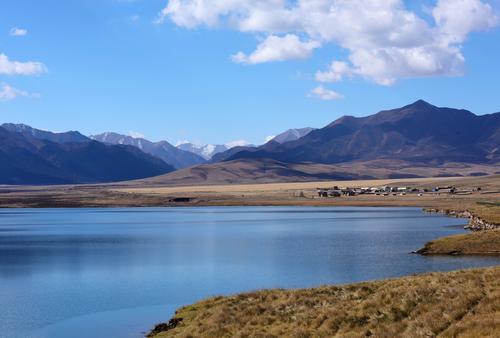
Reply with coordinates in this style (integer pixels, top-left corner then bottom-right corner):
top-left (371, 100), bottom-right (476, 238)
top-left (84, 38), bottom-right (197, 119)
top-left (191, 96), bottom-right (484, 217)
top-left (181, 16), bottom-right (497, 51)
top-left (423, 207), bottom-right (499, 231)
top-left (148, 266), bottom-right (500, 337)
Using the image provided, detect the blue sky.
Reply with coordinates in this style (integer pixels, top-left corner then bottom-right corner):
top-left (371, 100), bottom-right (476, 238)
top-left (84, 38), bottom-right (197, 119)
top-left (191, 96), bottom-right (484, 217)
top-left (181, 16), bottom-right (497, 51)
top-left (1, 0), bottom-right (499, 145)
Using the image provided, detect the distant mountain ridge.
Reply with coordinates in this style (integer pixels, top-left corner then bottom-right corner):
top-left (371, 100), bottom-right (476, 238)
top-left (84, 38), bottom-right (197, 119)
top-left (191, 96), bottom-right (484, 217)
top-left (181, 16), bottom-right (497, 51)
top-left (176, 142), bottom-right (231, 160)
top-left (91, 132), bottom-right (205, 169)
top-left (209, 145), bottom-right (256, 163)
top-left (211, 127), bottom-right (315, 162)
top-left (2, 123), bottom-right (89, 143)
top-left (2, 100), bottom-right (498, 186)
top-left (224, 100), bottom-right (500, 165)
top-left (0, 126), bottom-right (174, 184)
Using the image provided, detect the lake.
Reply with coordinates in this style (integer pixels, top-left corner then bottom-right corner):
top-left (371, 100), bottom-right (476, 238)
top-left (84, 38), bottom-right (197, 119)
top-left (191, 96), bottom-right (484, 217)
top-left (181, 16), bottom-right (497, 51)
top-left (0, 207), bottom-right (498, 338)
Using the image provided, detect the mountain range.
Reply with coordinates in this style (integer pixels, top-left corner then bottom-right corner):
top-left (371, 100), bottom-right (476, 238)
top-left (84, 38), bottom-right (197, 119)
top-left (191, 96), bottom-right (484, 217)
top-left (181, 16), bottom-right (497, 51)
top-left (0, 124), bottom-right (174, 184)
top-left (1, 100), bottom-right (498, 185)
top-left (147, 100), bottom-right (499, 185)
top-left (2, 123), bottom-right (89, 143)
top-left (209, 128), bottom-right (315, 162)
top-left (91, 132), bottom-right (205, 169)
top-left (224, 100), bottom-right (499, 165)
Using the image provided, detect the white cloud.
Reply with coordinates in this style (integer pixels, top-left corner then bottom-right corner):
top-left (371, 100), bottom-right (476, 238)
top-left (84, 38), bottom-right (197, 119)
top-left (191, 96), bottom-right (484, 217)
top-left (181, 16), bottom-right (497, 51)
top-left (158, 0), bottom-right (499, 86)
top-left (0, 53), bottom-right (47, 76)
top-left (309, 85), bottom-right (344, 101)
top-left (225, 139), bottom-right (249, 148)
top-left (128, 131), bottom-right (145, 139)
top-left (231, 34), bottom-right (320, 64)
top-left (433, 0), bottom-right (498, 44)
top-left (315, 61), bottom-right (352, 83)
top-left (0, 83), bottom-right (37, 102)
top-left (335, 44), bottom-right (465, 86)
top-left (10, 27), bottom-right (28, 37)
top-left (265, 135), bottom-right (275, 143)
top-left (156, 0), bottom-right (243, 26)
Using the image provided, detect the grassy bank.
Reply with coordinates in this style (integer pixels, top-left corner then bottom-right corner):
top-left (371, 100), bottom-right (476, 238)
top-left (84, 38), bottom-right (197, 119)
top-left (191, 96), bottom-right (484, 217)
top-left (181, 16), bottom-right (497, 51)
top-left (149, 267), bottom-right (500, 338)
top-left (417, 202), bottom-right (500, 255)
top-left (418, 230), bottom-right (500, 255)
top-left (470, 202), bottom-right (500, 225)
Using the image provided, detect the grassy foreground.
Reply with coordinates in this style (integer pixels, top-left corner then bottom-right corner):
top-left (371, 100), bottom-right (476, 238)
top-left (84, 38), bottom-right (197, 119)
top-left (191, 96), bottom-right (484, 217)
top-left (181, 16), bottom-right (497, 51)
top-left (149, 267), bottom-right (500, 338)
top-left (418, 230), bottom-right (500, 255)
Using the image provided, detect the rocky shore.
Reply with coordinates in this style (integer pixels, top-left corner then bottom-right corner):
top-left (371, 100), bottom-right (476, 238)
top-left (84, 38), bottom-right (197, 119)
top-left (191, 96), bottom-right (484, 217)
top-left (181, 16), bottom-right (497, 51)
top-left (418, 207), bottom-right (500, 255)
top-left (424, 208), bottom-right (499, 231)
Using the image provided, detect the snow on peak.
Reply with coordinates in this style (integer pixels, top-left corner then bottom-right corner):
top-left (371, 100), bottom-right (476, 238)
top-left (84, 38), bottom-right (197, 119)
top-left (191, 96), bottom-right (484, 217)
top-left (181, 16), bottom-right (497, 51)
top-left (175, 140), bottom-right (191, 147)
top-left (225, 139), bottom-right (249, 148)
top-left (202, 144), bottom-right (216, 157)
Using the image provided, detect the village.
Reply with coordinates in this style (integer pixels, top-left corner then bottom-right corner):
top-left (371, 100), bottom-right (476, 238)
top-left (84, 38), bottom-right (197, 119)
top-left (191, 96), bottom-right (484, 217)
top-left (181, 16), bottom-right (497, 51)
top-left (316, 185), bottom-right (481, 198)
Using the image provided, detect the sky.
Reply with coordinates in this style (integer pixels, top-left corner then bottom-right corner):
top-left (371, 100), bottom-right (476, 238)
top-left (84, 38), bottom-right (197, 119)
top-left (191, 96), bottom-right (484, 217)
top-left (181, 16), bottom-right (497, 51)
top-left (1, 0), bottom-right (499, 146)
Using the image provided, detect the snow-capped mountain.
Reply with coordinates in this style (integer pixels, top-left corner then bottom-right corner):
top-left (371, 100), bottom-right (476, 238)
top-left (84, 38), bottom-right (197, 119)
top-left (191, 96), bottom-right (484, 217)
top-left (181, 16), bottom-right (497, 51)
top-left (176, 142), bottom-right (230, 160)
top-left (91, 132), bottom-right (206, 169)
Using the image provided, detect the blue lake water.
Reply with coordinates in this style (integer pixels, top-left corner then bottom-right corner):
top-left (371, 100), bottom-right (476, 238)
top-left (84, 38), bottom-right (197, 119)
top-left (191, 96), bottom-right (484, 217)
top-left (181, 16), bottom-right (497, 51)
top-left (0, 206), bottom-right (498, 338)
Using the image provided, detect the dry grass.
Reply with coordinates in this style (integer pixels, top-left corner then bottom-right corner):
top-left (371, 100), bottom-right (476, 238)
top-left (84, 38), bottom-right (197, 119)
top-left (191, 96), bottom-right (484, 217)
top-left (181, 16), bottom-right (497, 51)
top-left (149, 267), bottom-right (500, 338)
top-left (470, 203), bottom-right (500, 225)
top-left (1, 174), bottom-right (498, 211)
top-left (418, 230), bottom-right (500, 255)
top-left (117, 176), bottom-right (461, 195)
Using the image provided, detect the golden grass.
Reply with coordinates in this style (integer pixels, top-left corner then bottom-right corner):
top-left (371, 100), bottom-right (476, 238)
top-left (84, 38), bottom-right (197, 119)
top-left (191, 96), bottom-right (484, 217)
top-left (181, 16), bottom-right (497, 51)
top-left (116, 176), bottom-right (461, 195)
top-left (418, 230), bottom-right (500, 255)
top-left (470, 203), bottom-right (500, 225)
top-left (149, 267), bottom-right (500, 338)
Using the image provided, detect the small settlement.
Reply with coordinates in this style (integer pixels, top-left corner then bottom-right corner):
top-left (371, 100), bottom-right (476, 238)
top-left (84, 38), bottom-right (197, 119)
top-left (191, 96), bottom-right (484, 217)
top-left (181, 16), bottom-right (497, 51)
top-left (316, 185), bottom-right (481, 198)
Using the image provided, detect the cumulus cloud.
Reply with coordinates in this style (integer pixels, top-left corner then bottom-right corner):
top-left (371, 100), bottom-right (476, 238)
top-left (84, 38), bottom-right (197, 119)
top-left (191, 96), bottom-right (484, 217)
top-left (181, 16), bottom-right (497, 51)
top-left (309, 85), bottom-right (344, 100)
top-left (158, 0), bottom-right (499, 87)
top-left (433, 0), bottom-right (498, 44)
top-left (0, 83), bottom-right (36, 102)
top-left (225, 139), bottom-right (250, 148)
top-left (10, 27), bottom-right (28, 37)
top-left (0, 53), bottom-right (47, 76)
top-left (315, 61), bottom-right (352, 83)
top-left (232, 34), bottom-right (320, 64)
